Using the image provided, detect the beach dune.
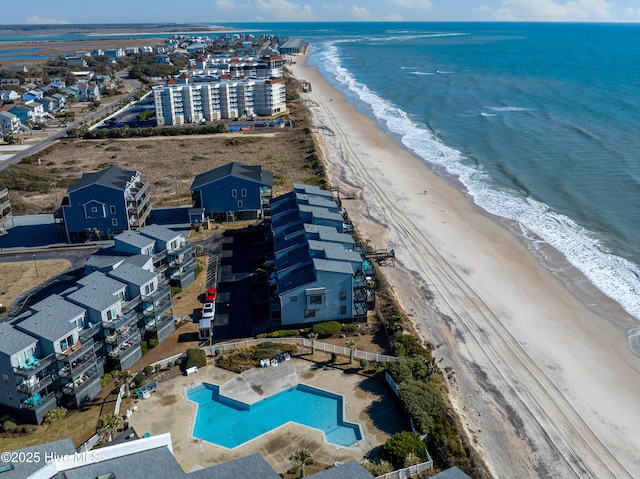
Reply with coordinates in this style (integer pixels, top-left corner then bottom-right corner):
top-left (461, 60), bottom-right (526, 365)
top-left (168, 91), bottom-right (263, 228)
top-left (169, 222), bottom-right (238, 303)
top-left (289, 56), bottom-right (640, 478)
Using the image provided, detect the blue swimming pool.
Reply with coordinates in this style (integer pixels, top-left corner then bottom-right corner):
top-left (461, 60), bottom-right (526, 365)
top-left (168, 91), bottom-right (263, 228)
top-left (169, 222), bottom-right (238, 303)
top-left (186, 383), bottom-right (362, 448)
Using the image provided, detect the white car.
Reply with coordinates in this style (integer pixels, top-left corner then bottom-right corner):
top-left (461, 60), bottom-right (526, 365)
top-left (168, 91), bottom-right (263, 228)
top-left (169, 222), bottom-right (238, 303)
top-left (202, 302), bottom-right (215, 319)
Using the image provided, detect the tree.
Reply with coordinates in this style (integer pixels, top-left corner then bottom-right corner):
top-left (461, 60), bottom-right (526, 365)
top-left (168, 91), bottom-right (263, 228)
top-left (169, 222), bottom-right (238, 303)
top-left (97, 413), bottom-right (123, 442)
top-left (346, 339), bottom-right (356, 363)
top-left (289, 448), bottom-right (313, 477)
top-left (382, 431), bottom-right (428, 468)
top-left (308, 332), bottom-right (318, 355)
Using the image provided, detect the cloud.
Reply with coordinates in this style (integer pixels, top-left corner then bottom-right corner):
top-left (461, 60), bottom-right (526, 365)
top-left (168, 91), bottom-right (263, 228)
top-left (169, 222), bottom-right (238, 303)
top-left (255, 0), bottom-right (315, 20)
top-left (323, 3), bottom-right (344, 11)
top-left (493, 0), bottom-right (613, 21)
top-left (351, 4), bottom-right (403, 20)
top-left (25, 16), bottom-right (70, 25)
top-left (388, 0), bottom-right (433, 9)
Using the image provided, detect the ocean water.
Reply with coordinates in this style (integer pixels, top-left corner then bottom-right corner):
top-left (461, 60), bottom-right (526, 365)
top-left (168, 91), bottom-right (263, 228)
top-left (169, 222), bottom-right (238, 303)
top-left (235, 22), bottom-right (640, 349)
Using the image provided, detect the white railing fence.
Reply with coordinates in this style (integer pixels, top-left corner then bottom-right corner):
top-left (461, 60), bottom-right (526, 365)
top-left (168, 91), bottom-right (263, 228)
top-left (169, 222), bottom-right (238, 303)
top-left (375, 459), bottom-right (434, 479)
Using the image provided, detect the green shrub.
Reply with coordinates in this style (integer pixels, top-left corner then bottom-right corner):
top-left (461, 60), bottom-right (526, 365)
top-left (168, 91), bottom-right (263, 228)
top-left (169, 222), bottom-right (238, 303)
top-left (359, 358), bottom-right (369, 369)
top-left (186, 348), bottom-right (206, 369)
top-left (341, 323), bottom-right (357, 333)
top-left (1, 420), bottom-right (17, 432)
top-left (167, 361), bottom-right (173, 368)
top-left (100, 371), bottom-right (114, 387)
top-left (143, 366), bottom-right (153, 376)
top-left (155, 364), bottom-right (162, 373)
top-left (43, 407), bottom-right (67, 425)
top-left (170, 286), bottom-right (182, 296)
top-left (312, 321), bottom-right (342, 338)
top-left (148, 339), bottom-right (159, 349)
top-left (133, 373), bottom-right (145, 387)
top-left (174, 358), bottom-right (182, 366)
top-left (329, 353), bottom-right (337, 364)
top-left (256, 329), bottom-right (299, 339)
top-left (140, 340), bottom-right (148, 356)
top-left (382, 431), bottom-right (428, 468)
top-left (0, 306), bottom-right (7, 314)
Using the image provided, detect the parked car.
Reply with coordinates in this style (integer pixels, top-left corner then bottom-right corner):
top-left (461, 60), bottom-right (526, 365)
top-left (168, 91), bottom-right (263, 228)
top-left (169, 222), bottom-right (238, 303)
top-left (205, 287), bottom-right (217, 302)
top-left (202, 302), bottom-right (215, 319)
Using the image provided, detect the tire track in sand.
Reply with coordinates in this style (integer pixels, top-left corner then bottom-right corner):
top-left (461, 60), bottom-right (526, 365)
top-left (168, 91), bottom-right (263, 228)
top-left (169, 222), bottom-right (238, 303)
top-left (305, 91), bottom-right (632, 479)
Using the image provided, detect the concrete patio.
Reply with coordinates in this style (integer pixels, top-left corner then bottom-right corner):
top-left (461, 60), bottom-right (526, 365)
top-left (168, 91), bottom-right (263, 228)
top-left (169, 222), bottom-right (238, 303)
top-left (127, 358), bottom-right (407, 474)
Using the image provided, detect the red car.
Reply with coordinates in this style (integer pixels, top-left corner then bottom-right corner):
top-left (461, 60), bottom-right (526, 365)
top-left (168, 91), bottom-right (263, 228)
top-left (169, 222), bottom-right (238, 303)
top-left (205, 287), bottom-right (217, 302)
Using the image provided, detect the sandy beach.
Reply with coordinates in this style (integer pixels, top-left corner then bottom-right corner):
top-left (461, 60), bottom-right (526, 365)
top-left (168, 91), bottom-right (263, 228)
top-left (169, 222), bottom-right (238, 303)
top-left (289, 56), bottom-right (640, 478)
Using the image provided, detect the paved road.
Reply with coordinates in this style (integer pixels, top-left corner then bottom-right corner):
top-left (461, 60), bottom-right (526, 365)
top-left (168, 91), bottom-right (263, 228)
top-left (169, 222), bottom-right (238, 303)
top-left (0, 71), bottom-right (141, 172)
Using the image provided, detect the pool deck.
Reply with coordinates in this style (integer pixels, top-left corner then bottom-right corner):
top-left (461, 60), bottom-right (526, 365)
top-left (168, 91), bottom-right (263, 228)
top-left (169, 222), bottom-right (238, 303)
top-left (127, 358), bottom-right (406, 474)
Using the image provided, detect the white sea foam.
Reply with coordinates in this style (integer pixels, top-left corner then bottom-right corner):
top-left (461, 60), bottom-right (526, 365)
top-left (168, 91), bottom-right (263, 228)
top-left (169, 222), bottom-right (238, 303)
top-left (486, 105), bottom-right (533, 112)
top-left (480, 112), bottom-right (498, 117)
top-left (318, 41), bottom-right (640, 326)
top-left (410, 71), bottom-right (436, 76)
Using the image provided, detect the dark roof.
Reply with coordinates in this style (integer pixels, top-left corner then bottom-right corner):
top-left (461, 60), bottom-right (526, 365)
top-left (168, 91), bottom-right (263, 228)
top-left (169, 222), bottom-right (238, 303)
top-left (62, 447), bottom-right (186, 479)
top-left (306, 461), bottom-right (374, 479)
top-left (187, 453), bottom-right (281, 479)
top-left (67, 166), bottom-right (138, 193)
top-left (0, 438), bottom-right (76, 479)
top-left (431, 466), bottom-right (474, 479)
top-left (190, 161), bottom-right (273, 190)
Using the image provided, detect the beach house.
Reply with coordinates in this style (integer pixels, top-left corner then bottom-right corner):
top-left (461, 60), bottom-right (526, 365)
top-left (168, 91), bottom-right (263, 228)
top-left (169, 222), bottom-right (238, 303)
top-left (58, 166), bottom-right (152, 242)
top-left (190, 162), bottom-right (273, 221)
top-left (0, 111), bottom-right (21, 136)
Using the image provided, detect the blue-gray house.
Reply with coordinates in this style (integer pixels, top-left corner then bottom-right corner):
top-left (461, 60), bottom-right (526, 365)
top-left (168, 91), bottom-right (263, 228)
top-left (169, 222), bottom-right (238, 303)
top-left (58, 166), bottom-right (152, 242)
top-left (266, 185), bottom-right (375, 328)
top-left (190, 162), bottom-right (273, 221)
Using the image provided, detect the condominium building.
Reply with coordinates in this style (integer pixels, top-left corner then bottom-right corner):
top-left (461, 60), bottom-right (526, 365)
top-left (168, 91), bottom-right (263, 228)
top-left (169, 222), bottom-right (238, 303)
top-left (0, 226), bottom-right (194, 423)
top-left (0, 187), bottom-right (12, 234)
top-left (153, 76), bottom-right (286, 126)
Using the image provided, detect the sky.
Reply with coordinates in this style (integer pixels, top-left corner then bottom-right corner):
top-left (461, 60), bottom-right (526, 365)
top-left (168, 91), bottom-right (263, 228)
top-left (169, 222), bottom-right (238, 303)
top-left (4, 0), bottom-right (640, 25)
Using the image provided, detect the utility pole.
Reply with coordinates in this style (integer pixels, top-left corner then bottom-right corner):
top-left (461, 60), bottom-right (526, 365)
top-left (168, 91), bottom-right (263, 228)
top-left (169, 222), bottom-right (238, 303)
top-left (33, 253), bottom-right (39, 277)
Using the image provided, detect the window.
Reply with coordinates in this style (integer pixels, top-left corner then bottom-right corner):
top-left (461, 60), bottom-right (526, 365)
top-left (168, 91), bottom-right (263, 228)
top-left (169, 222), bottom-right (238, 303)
top-left (231, 189), bottom-right (238, 198)
top-left (6, 392), bottom-right (13, 402)
top-left (237, 200), bottom-right (243, 208)
top-left (309, 295), bottom-right (323, 305)
top-left (340, 291), bottom-right (347, 300)
top-left (91, 207), bottom-right (98, 213)
top-left (110, 205), bottom-right (116, 214)
top-left (241, 188), bottom-right (247, 197)
top-left (2, 373), bottom-right (8, 384)
top-left (112, 218), bottom-right (118, 226)
top-left (144, 282), bottom-right (156, 295)
top-left (59, 334), bottom-right (74, 352)
top-left (340, 305), bottom-right (347, 315)
top-left (304, 309), bottom-right (316, 318)
top-left (290, 296), bottom-right (297, 302)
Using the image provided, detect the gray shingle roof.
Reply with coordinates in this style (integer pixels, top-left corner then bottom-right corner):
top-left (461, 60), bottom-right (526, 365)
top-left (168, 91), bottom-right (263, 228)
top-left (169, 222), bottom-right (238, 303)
top-left (299, 204), bottom-right (344, 222)
top-left (306, 461), bottom-right (374, 479)
top-left (67, 272), bottom-right (126, 312)
top-left (108, 262), bottom-right (156, 287)
top-left (31, 294), bottom-right (86, 319)
top-left (293, 183), bottom-right (333, 198)
top-left (140, 224), bottom-right (181, 243)
top-left (123, 254), bottom-right (154, 270)
top-left (114, 230), bottom-right (155, 250)
top-left (313, 258), bottom-right (354, 275)
top-left (0, 321), bottom-right (37, 356)
top-left (16, 309), bottom-right (77, 343)
top-left (190, 161), bottom-right (273, 190)
top-left (304, 223), bottom-right (354, 245)
top-left (308, 240), bottom-right (362, 263)
top-left (431, 466), bottom-right (473, 479)
top-left (0, 438), bottom-right (76, 479)
top-left (62, 446), bottom-right (187, 479)
top-left (186, 453), bottom-right (281, 479)
top-left (67, 166), bottom-right (138, 193)
top-left (85, 253), bottom-right (127, 270)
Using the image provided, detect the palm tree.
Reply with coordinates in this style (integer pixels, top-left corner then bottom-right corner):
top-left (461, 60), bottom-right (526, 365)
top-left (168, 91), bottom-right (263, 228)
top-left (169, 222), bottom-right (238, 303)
top-left (97, 413), bottom-right (123, 442)
top-left (346, 340), bottom-right (356, 363)
top-left (308, 332), bottom-right (318, 355)
top-left (290, 448), bottom-right (313, 477)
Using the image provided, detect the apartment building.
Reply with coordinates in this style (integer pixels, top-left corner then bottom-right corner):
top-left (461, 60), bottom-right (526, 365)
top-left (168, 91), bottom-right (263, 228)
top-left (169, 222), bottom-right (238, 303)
top-left (153, 75), bottom-right (286, 126)
top-left (0, 237), bottom-right (180, 423)
top-left (0, 187), bottom-right (12, 234)
top-left (265, 184), bottom-right (376, 328)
